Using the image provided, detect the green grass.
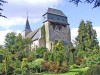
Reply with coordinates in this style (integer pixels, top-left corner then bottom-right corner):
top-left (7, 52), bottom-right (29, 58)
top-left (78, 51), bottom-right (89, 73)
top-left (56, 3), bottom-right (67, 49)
top-left (42, 67), bottom-right (89, 75)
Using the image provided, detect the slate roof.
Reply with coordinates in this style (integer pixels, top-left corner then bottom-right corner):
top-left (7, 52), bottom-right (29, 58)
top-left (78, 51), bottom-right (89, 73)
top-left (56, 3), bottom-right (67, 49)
top-left (25, 18), bottom-right (31, 31)
top-left (44, 8), bottom-right (66, 17)
top-left (26, 28), bottom-right (40, 39)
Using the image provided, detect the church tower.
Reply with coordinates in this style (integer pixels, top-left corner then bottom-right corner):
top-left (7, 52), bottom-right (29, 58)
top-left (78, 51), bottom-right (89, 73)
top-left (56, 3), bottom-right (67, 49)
top-left (23, 15), bottom-right (32, 37)
top-left (43, 8), bottom-right (71, 50)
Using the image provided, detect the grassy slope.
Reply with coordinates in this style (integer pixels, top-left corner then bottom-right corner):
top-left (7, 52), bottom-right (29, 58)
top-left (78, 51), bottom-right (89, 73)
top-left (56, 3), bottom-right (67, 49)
top-left (42, 67), bottom-right (89, 75)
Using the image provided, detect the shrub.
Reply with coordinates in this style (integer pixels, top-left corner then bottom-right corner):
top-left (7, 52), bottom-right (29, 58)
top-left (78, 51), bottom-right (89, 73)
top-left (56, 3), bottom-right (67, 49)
top-left (0, 63), bottom-right (5, 75)
top-left (28, 58), bottom-right (45, 73)
top-left (27, 51), bottom-right (35, 62)
top-left (41, 61), bottom-right (69, 73)
top-left (75, 57), bottom-right (83, 65)
top-left (70, 64), bottom-right (80, 69)
top-left (43, 52), bottom-right (54, 61)
top-left (80, 51), bottom-right (100, 67)
top-left (53, 51), bottom-right (66, 65)
top-left (35, 47), bottom-right (47, 58)
top-left (85, 65), bottom-right (100, 75)
top-left (21, 58), bottom-right (28, 69)
top-left (13, 68), bottom-right (22, 75)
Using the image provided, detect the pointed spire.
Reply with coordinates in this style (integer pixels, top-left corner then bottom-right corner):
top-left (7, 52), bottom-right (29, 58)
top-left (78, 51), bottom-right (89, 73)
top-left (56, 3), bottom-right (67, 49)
top-left (25, 12), bottom-right (31, 31)
top-left (24, 12), bottom-right (32, 37)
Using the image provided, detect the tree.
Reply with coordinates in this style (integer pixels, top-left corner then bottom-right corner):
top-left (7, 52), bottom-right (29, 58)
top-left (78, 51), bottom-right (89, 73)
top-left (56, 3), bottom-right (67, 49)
top-left (0, 0), bottom-right (7, 18)
top-left (69, 0), bottom-right (100, 8)
top-left (75, 20), bottom-right (87, 51)
top-left (54, 40), bottom-right (64, 51)
top-left (85, 21), bottom-right (99, 50)
top-left (5, 32), bottom-right (16, 53)
top-left (75, 20), bottom-right (99, 51)
top-left (5, 32), bottom-right (32, 54)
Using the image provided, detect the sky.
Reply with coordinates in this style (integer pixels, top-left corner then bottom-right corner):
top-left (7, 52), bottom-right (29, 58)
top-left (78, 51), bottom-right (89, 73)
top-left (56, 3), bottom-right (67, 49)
top-left (0, 0), bottom-right (100, 45)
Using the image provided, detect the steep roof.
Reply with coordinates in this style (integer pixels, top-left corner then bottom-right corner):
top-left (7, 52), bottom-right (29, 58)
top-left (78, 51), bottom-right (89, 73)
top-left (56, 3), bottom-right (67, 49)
top-left (25, 18), bottom-right (31, 31)
top-left (44, 8), bottom-right (66, 17)
top-left (26, 28), bottom-right (40, 39)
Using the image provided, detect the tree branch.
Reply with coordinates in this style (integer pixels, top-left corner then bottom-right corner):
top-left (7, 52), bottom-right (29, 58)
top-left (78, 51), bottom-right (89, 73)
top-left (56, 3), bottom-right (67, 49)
top-left (69, 0), bottom-right (100, 8)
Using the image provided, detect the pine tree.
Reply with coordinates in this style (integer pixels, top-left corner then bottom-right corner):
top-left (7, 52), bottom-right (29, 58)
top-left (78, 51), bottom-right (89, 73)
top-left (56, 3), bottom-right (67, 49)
top-left (75, 20), bottom-right (99, 51)
top-left (75, 20), bottom-right (87, 51)
top-left (85, 21), bottom-right (99, 50)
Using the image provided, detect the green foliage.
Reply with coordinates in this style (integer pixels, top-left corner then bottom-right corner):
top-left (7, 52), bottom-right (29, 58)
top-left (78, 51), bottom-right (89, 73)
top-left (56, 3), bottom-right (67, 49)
top-left (54, 39), bottom-right (64, 51)
top-left (54, 51), bottom-right (66, 65)
top-left (0, 54), bottom-right (4, 63)
top-left (27, 51), bottom-right (35, 62)
top-left (85, 65), bottom-right (100, 75)
top-left (13, 58), bottom-right (21, 69)
top-left (35, 47), bottom-right (47, 58)
top-left (5, 32), bottom-right (16, 53)
top-left (28, 59), bottom-right (45, 73)
top-left (0, 62), bottom-right (6, 75)
top-left (21, 58), bottom-right (28, 69)
top-left (70, 64), bottom-right (80, 69)
top-left (75, 20), bottom-right (99, 51)
top-left (81, 50), bottom-right (100, 67)
top-left (5, 32), bottom-right (32, 54)
top-left (42, 61), bottom-right (69, 73)
top-left (13, 68), bottom-right (22, 75)
top-left (44, 51), bottom-right (54, 61)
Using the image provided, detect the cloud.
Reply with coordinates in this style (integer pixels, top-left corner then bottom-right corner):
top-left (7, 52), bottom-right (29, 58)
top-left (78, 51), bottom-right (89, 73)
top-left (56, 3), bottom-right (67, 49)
top-left (0, 17), bottom-right (41, 29)
top-left (71, 26), bottom-right (100, 45)
top-left (93, 26), bottom-right (100, 39)
top-left (71, 28), bottom-right (78, 41)
top-left (0, 17), bottom-right (25, 28)
top-left (1, 0), bottom-right (61, 28)
top-left (0, 30), bottom-right (22, 45)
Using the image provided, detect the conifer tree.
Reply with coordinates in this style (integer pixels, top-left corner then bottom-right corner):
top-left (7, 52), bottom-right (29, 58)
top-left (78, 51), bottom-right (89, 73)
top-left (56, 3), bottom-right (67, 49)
top-left (75, 20), bottom-right (99, 51)
top-left (75, 20), bottom-right (87, 51)
top-left (85, 21), bottom-right (99, 50)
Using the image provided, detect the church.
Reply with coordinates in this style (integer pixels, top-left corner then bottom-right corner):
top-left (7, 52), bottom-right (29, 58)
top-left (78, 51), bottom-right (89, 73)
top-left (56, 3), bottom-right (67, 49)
top-left (23, 8), bottom-right (71, 50)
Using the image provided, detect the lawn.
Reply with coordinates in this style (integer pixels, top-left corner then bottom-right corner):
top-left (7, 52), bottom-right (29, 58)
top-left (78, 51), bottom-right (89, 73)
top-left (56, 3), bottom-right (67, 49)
top-left (42, 67), bottom-right (89, 75)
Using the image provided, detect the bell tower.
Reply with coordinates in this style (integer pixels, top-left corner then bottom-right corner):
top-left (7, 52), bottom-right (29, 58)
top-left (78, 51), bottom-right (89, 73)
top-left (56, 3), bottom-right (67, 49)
top-left (43, 8), bottom-right (71, 50)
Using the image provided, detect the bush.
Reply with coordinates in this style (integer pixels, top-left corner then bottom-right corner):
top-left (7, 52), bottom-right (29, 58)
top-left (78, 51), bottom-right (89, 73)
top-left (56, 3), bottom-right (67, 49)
top-left (0, 63), bottom-right (5, 75)
top-left (53, 51), bottom-right (66, 65)
top-left (27, 51), bottom-right (35, 62)
top-left (85, 65), bottom-right (100, 75)
top-left (28, 58), bottom-right (45, 73)
top-left (35, 47), bottom-right (47, 58)
top-left (13, 68), bottom-right (22, 75)
top-left (43, 52), bottom-right (54, 61)
top-left (80, 51), bottom-right (100, 67)
top-left (41, 61), bottom-right (69, 73)
top-left (70, 64), bottom-right (80, 69)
